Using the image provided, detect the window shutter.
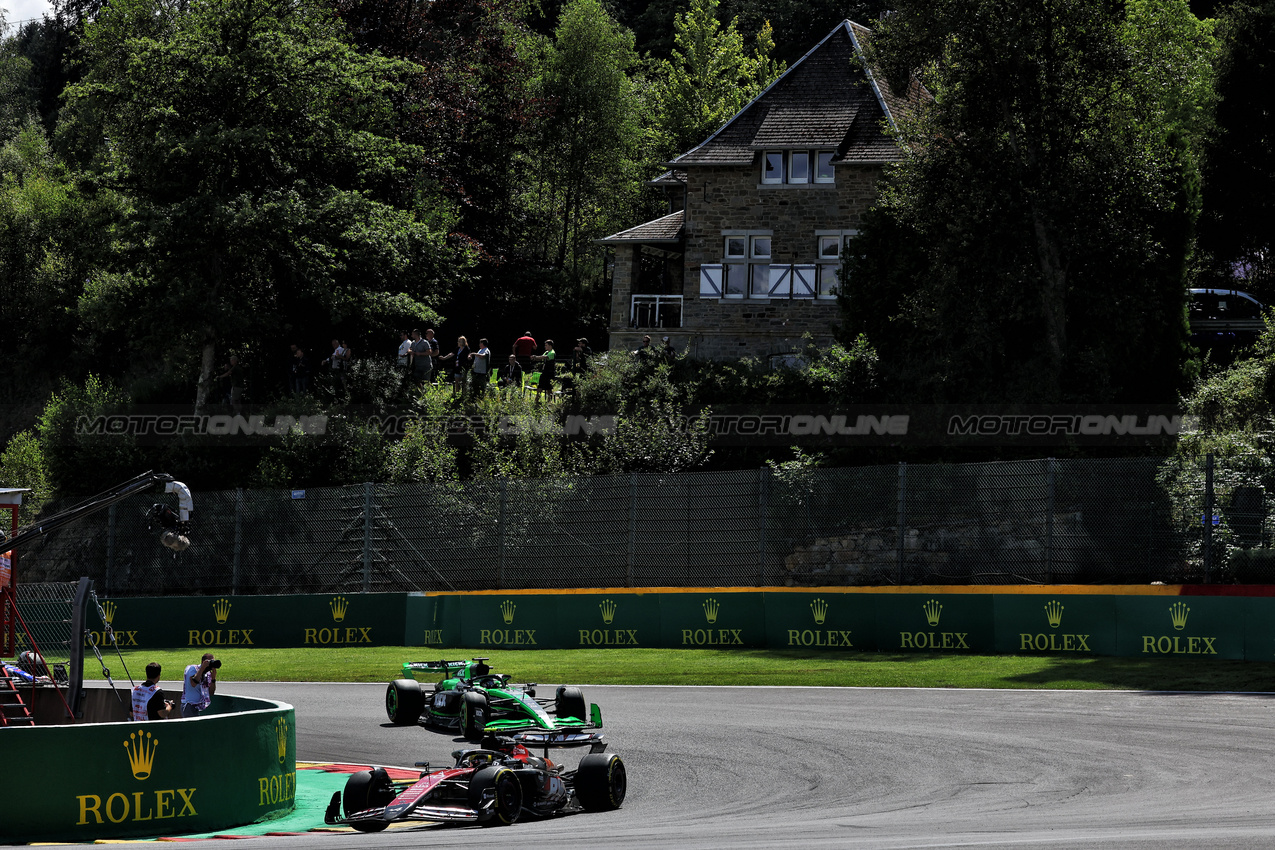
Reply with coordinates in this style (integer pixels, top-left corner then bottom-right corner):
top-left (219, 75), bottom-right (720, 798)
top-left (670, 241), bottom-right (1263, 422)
top-left (792, 265), bottom-right (817, 298)
top-left (767, 264), bottom-right (792, 298)
top-left (699, 264), bottom-right (723, 298)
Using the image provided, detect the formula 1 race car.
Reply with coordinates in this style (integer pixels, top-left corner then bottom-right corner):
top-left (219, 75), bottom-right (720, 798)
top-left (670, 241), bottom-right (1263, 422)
top-left (324, 731), bottom-right (626, 831)
top-left (385, 658), bottom-right (600, 741)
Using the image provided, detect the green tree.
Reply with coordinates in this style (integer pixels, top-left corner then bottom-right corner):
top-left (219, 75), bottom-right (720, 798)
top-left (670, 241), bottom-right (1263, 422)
top-left (649, 0), bottom-right (783, 159)
top-left (1197, 0), bottom-right (1275, 303)
top-left (59, 0), bottom-right (471, 412)
top-left (843, 0), bottom-right (1215, 404)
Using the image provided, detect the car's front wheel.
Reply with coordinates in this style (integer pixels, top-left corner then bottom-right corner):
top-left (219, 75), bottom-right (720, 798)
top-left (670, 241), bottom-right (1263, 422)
top-left (385, 678), bottom-right (424, 725)
top-left (575, 753), bottom-right (626, 811)
top-left (342, 768), bottom-right (395, 831)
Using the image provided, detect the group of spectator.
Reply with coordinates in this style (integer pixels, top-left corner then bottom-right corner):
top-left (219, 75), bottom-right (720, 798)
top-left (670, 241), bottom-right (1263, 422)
top-left (398, 329), bottom-right (591, 401)
top-left (129, 653), bottom-right (219, 721)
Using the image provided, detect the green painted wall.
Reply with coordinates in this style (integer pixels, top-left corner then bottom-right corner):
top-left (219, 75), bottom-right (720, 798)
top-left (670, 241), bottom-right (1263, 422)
top-left (0, 694), bottom-right (295, 844)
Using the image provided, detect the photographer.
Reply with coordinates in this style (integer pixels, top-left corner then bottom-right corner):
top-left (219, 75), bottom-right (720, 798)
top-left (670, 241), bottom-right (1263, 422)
top-left (131, 662), bottom-right (175, 721)
top-left (181, 653), bottom-right (220, 717)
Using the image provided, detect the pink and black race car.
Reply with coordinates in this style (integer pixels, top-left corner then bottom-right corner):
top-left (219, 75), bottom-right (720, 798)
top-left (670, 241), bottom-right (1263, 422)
top-left (324, 730), bottom-right (626, 831)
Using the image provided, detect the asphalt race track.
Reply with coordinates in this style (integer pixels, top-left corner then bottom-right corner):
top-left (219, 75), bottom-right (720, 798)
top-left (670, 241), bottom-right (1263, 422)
top-left (116, 683), bottom-right (1275, 849)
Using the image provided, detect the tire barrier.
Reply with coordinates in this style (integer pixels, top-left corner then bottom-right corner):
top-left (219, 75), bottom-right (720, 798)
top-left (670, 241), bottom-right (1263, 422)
top-left (0, 692), bottom-right (296, 844)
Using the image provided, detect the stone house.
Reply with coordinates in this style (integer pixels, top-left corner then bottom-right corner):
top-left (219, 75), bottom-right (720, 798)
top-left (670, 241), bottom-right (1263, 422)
top-left (600, 20), bottom-right (927, 361)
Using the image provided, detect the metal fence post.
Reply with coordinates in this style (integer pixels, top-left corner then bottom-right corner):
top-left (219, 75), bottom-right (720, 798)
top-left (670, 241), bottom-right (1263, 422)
top-left (232, 488), bottom-right (243, 595)
top-left (1204, 453), bottom-right (1214, 582)
top-left (896, 461), bottom-right (907, 585)
top-left (362, 482), bottom-right (374, 593)
top-left (758, 466), bottom-right (769, 585)
top-left (104, 504), bottom-right (116, 596)
top-left (1046, 458), bottom-right (1055, 584)
top-left (627, 474), bottom-right (637, 588)
top-left (498, 479), bottom-right (507, 589)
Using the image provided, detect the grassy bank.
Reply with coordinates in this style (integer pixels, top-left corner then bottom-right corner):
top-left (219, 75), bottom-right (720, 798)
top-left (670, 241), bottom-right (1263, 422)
top-left (80, 647), bottom-right (1275, 692)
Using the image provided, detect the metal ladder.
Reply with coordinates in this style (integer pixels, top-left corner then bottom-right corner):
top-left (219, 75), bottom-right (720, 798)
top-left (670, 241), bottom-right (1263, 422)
top-left (0, 667), bottom-right (34, 726)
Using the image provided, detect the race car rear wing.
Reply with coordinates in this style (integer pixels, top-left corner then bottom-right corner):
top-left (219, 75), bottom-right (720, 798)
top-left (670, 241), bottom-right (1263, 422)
top-left (513, 727), bottom-right (608, 753)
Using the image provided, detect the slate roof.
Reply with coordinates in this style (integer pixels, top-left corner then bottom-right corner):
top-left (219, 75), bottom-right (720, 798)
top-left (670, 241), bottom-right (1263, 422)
top-left (598, 210), bottom-right (685, 244)
top-left (668, 20), bottom-right (923, 167)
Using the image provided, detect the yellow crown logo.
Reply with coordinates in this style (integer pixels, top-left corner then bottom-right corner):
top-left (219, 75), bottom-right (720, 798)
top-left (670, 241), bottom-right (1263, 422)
top-left (1044, 600), bottom-right (1064, 629)
top-left (500, 599), bottom-right (516, 624)
top-left (276, 717), bottom-right (289, 763)
top-left (599, 599), bottom-right (617, 625)
top-left (330, 596), bottom-right (348, 623)
top-left (124, 730), bottom-right (158, 780)
top-left (923, 599), bottom-right (942, 627)
top-left (703, 598), bottom-right (720, 624)
top-left (1170, 602), bottom-right (1190, 631)
top-left (101, 601), bottom-right (117, 625)
top-left (810, 598), bottom-right (828, 625)
top-left (213, 598), bottom-right (231, 624)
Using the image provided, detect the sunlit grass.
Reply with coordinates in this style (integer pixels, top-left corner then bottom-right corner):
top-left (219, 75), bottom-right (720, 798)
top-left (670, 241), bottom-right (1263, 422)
top-left (81, 646), bottom-right (1275, 692)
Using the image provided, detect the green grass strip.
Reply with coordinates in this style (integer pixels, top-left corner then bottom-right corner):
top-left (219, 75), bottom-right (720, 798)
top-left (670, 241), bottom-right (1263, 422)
top-left (81, 647), bottom-right (1275, 692)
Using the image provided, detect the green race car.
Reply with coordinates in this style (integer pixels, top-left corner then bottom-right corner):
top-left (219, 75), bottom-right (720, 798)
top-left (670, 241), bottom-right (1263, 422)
top-left (385, 657), bottom-right (602, 741)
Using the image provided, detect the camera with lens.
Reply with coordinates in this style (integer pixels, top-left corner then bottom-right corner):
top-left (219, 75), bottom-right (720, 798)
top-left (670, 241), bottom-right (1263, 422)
top-left (210, 659), bottom-right (222, 669)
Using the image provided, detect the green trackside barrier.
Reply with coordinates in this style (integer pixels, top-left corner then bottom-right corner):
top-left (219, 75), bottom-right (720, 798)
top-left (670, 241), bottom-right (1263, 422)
top-left (0, 693), bottom-right (296, 844)
top-left (105, 588), bottom-right (1275, 662)
top-left (89, 593), bottom-right (410, 650)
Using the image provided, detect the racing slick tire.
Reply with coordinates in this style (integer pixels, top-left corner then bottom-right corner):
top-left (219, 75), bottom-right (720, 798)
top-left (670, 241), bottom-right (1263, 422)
top-left (555, 686), bottom-right (587, 721)
top-left (461, 691), bottom-right (489, 741)
top-left (343, 768), bottom-right (395, 832)
top-left (575, 753), bottom-right (626, 811)
top-left (385, 678), bottom-right (424, 725)
top-left (468, 766), bottom-right (523, 826)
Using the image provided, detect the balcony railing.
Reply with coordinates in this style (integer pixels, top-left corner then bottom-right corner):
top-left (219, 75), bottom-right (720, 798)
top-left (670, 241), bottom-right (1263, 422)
top-left (630, 295), bottom-right (683, 328)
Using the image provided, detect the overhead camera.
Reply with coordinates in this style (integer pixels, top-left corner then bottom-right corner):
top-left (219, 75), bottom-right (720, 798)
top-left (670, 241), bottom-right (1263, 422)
top-left (150, 503), bottom-right (191, 551)
top-left (160, 529), bottom-right (191, 551)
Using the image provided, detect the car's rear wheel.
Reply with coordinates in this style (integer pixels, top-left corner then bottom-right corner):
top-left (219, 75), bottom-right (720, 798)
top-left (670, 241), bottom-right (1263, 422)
top-left (461, 691), bottom-right (488, 741)
top-left (575, 753), bottom-right (626, 811)
top-left (343, 768), bottom-right (395, 831)
top-left (468, 766), bottom-right (523, 825)
top-left (555, 686), bottom-right (586, 721)
top-left (385, 678), bottom-right (424, 725)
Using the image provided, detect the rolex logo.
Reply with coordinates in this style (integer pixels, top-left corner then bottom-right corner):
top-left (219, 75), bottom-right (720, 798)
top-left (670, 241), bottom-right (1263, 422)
top-left (101, 601), bottom-right (117, 625)
top-left (330, 596), bottom-right (348, 623)
top-left (923, 599), bottom-right (942, 627)
top-left (703, 598), bottom-right (720, 624)
top-left (1044, 600), bottom-right (1064, 629)
top-left (276, 718), bottom-right (289, 763)
top-left (810, 598), bottom-right (828, 625)
top-left (500, 599), bottom-right (516, 625)
top-left (1169, 602), bottom-right (1190, 631)
top-left (599, 599), bottom-right (617, 625)
top-left (213, 598), bottom-right (231, 625)
top-left (124, 730), bottom-right (158, 780)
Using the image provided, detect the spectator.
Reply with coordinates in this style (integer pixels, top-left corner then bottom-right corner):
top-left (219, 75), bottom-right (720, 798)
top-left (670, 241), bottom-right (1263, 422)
top-left (341, 339), bottom-right (354, 368)
top-left (531, 339), bottom-right (557, 402)
top-left (217, 354), bottom-right (245, 414)
top-left (397, 331), bottom-right (412, 371)
top-left (131, 662), bottom-right (174, 721)
top-left (513, 330), bottom-right (538, 374)
top-left (320, 338), bottom-right (346, 389)
top-left (181, 653), bottom-right (219, 718)
top-left (289, 345), bottom-right (310, 394)
top-left (634, 335), bottom-right (653, 360)
top-left (497, 354), bottom-right (524, 395)
top-left (471, 338), bottom-right (492, 398)
top-left (409, 329), bottom-right (433, 385)
top-left (425, 329), bottom-right (440, 381)
top-left (439, 336), bottom-right (471, 397)
top-left (662, 335), bottom-right (676, 362)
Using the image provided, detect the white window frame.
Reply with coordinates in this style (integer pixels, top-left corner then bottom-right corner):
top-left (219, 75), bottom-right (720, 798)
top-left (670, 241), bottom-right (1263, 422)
top-left (789, 151), bottom-right (810, 184)
top-left (762, 151), bottom-right (785, 184)
top-left (814, 229), bottom-right (857, 300)
top-left (631, 294), bottom-right (684, 327)
top-left (814, 151), bottom-right (835, 183)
